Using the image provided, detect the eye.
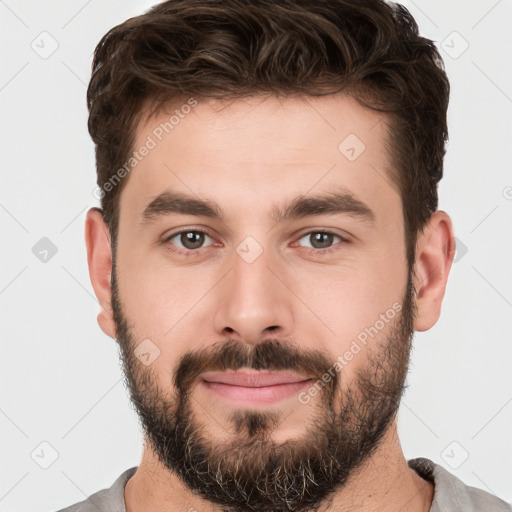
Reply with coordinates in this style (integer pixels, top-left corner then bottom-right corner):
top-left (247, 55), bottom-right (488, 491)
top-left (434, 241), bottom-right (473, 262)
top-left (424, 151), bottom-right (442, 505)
top-left (295, 231), bottom-right (348, 253)
top-left (163, 228), bottom-right (349, 257)
top-left (164, 229), bottom-right (216, 252)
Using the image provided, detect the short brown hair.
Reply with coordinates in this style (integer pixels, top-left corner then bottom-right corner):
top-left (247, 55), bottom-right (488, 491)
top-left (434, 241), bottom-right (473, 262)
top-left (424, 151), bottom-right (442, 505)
top-left (87, 0), bottom-right (449, 270)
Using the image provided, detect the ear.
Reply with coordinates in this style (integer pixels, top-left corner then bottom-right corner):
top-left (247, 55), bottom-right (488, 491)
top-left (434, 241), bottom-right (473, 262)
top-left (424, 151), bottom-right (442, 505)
top-left (85, 207), bottom-right (116, 339)
top-left (412, 210), bottom-right (456, 332)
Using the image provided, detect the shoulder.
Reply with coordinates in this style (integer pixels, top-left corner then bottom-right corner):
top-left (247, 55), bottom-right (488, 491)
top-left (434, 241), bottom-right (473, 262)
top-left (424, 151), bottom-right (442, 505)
top-left (408, 457), bottom-right (512, 512)
top-left (55, 467), bottom-right (137, 512)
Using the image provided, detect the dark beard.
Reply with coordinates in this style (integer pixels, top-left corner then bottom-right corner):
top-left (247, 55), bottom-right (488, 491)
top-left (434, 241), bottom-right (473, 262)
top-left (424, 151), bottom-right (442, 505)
top-left (111, 262), bottom-right (417, 512)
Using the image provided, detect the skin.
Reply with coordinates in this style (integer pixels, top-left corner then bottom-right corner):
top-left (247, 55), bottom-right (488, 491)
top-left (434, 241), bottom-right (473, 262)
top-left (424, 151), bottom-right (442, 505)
top-left (85, 93), bottom-right (455, 511)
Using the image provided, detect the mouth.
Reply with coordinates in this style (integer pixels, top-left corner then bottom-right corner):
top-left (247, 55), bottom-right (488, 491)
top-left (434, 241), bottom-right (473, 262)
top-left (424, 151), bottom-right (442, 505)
top-left (199, 370), bottom-right (314, 406)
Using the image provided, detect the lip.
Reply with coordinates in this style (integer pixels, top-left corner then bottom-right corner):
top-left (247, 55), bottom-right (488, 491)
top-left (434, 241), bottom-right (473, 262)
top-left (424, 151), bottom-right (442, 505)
top-left (201, 370), bottom-right (312, 387)
top-left (199, 370), bottom-right (314, 406)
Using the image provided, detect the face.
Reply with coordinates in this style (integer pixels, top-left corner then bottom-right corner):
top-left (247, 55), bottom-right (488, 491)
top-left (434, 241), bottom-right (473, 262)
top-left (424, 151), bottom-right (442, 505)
top-left (110, 94), bottom-right (417, 511)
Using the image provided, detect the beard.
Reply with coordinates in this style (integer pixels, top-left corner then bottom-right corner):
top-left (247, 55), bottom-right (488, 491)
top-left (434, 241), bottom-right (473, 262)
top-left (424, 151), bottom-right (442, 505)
top-left (110, 261), bottom-right (417, 512)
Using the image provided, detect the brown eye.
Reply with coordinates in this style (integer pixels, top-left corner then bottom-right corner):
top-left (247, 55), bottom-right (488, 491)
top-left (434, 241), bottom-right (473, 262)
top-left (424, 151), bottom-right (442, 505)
top-left (166, 230), bottom-right (214, 251)
top-left (299, 231), bottom-right (349, 253)
top-left (310, 232), bottom-right (335, 249)
top-left (298, 231), bottom-right (342, 250)
top-left (180, 231), bottom-right (205, 249)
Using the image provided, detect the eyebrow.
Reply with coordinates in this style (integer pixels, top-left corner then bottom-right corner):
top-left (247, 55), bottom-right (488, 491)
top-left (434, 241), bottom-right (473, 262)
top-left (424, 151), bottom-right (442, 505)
top-left (140, 189), bottom-right (376, 226)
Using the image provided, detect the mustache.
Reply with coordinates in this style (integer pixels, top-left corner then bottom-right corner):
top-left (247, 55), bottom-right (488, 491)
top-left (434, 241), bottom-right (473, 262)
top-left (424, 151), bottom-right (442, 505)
top-left (174, 338), bottom-right (339, 397)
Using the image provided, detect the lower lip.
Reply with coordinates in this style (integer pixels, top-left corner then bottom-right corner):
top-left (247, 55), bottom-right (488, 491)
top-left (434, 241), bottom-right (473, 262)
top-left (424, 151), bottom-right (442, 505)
top-left (201, 379), bottom-right (313, 406)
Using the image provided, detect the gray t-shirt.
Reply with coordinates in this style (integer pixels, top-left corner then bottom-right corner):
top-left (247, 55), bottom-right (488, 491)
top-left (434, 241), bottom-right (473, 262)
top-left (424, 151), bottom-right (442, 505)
top-left (56, 457), bottom-right (511, 511)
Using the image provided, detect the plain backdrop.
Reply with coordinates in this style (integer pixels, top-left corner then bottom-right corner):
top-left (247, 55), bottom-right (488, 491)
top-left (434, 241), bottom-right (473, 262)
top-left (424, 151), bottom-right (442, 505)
top-left (1, 1), bottom-right (511, 510)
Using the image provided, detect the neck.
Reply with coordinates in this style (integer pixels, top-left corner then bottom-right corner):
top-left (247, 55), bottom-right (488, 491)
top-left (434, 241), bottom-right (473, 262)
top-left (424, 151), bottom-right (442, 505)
top-left (125, 422), bottom-right (434, 512)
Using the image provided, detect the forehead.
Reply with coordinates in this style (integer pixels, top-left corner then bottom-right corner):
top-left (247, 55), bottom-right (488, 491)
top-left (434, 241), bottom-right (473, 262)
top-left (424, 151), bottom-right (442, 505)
top-left (120, 94), bottom-right (400, 228)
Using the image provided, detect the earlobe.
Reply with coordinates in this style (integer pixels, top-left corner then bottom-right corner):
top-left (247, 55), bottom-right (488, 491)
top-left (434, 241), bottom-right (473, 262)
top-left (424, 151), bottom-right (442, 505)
top-left (85, 207), bottom-right (116, 339)
top-left (412, 210), bottom-right (455, 332)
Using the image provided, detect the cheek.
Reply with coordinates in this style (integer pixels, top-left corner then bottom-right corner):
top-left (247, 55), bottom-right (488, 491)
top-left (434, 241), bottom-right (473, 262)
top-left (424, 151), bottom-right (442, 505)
top-left (116, 254), bottom-right (221, 369)
top-left (298, 255), bottom-right (403, 325)
top-left (292, 252), bottom-right (406, 374)
top-left (116, 245), bottom-right (193, 323)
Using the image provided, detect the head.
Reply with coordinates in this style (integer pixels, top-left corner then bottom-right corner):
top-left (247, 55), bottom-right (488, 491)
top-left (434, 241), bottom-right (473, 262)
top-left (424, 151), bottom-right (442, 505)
top-left (85, 1), bottom-right (454, 510)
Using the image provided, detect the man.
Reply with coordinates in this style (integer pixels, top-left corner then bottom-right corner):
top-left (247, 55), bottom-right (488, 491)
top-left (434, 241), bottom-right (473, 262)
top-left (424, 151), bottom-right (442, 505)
top-left (58, 0), bottom-right (511, 511)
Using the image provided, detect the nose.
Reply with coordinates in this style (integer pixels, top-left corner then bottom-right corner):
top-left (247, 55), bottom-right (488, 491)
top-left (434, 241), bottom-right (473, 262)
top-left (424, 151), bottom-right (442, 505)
top-left (212, 243), bottom-right (295, 345)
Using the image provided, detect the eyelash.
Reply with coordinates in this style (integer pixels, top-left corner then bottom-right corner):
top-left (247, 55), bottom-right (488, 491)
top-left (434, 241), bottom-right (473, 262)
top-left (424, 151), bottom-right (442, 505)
top-left (163, 228), bottom-right (350, 257)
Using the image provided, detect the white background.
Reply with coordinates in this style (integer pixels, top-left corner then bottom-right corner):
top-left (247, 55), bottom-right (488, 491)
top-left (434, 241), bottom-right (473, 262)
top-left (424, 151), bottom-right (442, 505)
top-left (0, 1), bottom-right (511, 510)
